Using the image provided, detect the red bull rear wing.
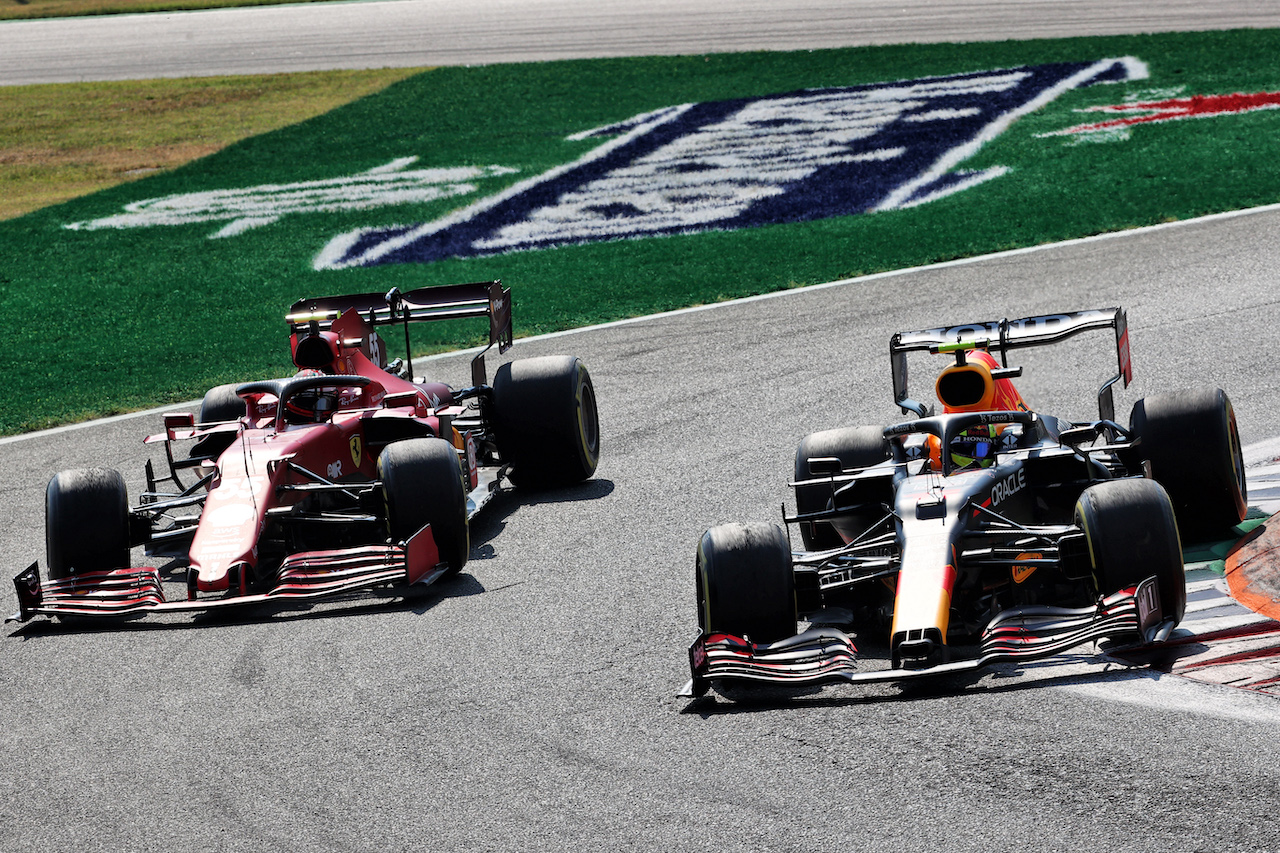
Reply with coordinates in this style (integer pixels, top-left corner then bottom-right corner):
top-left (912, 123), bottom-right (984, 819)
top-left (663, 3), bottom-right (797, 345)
top-left (889, 307), bottom-right (1131, 421)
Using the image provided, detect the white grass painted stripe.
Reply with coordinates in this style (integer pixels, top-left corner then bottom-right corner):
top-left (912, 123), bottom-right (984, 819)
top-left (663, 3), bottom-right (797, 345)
top-left (314, 104), bottom-right (700, 270)
top-left (66, 159), bottom-right (517, 239)
top-left (875, 57), bottom-right (1147, 211)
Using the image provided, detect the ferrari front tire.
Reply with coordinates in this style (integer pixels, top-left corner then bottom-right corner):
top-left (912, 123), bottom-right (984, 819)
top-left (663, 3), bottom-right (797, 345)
top-left (46, 468), bottom-right (131, 581)
top-left (1130, 387), bottom-right (1246, 540)
top-left (1075, 478), bottom-right (1185, 628)
top-left (489, 355), bottom-right (600, 488)
top-left (190, 383), bottom-right (246, 460)
top-left (696, 522), bottom-right (797, 644)
top-left (379, 438), bottom-right (469, 574)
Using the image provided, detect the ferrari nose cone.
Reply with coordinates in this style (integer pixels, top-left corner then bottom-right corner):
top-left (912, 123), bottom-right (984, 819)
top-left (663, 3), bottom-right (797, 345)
top-left (193, 563), bottom-right (232, 593)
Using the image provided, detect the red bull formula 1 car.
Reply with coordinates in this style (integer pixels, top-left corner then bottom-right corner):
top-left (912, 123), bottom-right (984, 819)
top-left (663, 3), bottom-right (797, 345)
top-left (682, 308), bottom-right (1246, 697)
top-left (10, 281), bottom-right (600, 623)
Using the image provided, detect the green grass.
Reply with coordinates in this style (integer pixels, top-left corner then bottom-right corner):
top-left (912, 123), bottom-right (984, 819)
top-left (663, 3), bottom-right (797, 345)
top-left (0, 69), bottom-right (427, 221)
top-left (3, 30), bottom-right (1280, 433)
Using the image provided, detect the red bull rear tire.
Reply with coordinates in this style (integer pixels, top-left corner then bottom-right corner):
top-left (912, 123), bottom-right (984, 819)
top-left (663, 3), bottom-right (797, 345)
top-left (1130, 387), bottom-right (1247, 541)
top-left (793, 426), bottom-right (891, 550)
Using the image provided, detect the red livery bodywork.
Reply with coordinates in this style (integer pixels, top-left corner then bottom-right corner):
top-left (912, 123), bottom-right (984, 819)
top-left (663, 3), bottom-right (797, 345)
top-left (12, 281), bottom-right (601, 624)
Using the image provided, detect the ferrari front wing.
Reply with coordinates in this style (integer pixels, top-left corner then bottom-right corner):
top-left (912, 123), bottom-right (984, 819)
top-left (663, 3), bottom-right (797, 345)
top-left (680, 577), bottom-right (1167, 697)
top-left (8, 524), bottom-right (444, 623)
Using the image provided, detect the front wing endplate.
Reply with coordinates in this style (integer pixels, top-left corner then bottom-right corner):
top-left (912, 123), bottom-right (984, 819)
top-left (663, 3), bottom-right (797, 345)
top-left (680, 577), bottom-right (1165, 697)
top-left (8, 525), bottom-right (446, 623)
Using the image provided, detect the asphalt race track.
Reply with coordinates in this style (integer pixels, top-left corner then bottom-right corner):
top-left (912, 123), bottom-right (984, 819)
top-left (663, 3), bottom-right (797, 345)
top-left (5, 210), bottom-right (1280, 851)
top-left (5, 0), bottom-right (1280, 84)
top-left (5, 3), bottom-right (1280, 851)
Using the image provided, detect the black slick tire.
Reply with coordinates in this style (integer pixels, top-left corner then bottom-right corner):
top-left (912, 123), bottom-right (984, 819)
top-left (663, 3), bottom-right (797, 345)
top-left (1074, 478), bottom-right (1185, 628)
top-left (793, 426), bottom-right (890, 550)
top-left (1130, 387), bottom-right (1246, 541)
top-left (696, 522), bottom-right (797, 644)
top-left (379, 438), bottom-right (469, 574)
top-left (190, 383), bottom-right (245, 460)
top-left (199, 383), bottom-right (246, 423)
top-left (489, 355), bottom-right (599, 488)
top-left (46, 468), bottom-right (131, 581)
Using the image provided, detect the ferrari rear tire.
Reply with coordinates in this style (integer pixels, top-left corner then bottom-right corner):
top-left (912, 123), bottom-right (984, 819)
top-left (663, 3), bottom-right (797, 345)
top-left (793, 426), bottom-right (891, 550)
top-left (46, 468), bottom-right (131, 581)
top-left (489, 355), bottom-right (599, 488)
top-left (1075, 478), bottom-right (1185, 628)
top-left (379, 438), bottom-right (469, 574)
top-left (696, 522), bottom-right (797, 644)
top-left (1130, 387), bottom-right (1246, 540)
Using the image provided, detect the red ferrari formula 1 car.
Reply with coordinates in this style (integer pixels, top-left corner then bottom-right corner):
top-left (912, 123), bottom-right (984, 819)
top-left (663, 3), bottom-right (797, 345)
top-left (11, 281), bottom-right (600, 622)
top-left (682, 308), bottom-right (1246, 697)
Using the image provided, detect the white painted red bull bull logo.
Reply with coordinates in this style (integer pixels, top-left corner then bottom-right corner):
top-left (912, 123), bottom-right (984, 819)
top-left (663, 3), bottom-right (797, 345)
top-left (61, 56), bottom-right (1280, 279)
top-left (315, 57), bottom-right (1147, 269)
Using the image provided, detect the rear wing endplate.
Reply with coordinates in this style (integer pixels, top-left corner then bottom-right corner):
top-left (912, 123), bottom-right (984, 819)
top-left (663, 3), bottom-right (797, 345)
top-left (889, 308), bottom-right (1132, 420)
top-left (286, 280), bottom-right (513, 386)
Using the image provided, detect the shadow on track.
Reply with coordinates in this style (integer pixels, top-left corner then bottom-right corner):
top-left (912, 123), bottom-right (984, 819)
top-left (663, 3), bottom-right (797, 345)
top-left (678, 653), bottom-right (1166, 717)
top-left (7, 478), bottom-right (616, 638)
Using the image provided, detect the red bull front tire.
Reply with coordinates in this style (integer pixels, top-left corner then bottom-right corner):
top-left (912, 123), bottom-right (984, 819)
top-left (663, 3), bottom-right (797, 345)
top-left (1075, 477), bottom-right (1186, 629)
top-left (696, 522), bottom-right (797, 645)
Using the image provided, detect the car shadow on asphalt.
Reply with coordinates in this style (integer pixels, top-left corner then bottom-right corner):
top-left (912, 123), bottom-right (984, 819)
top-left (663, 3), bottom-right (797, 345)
top-left (6, 477), bottom-right (616, 638)
top-left (678, 655), bottom-right (1165, 716)
top-left (467, 476), bottom-right (616, 560)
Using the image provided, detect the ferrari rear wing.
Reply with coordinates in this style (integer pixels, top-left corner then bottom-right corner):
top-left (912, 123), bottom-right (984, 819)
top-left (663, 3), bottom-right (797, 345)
top-left (286, 280), bottom-right (513, 385)
top-left (889, 308), bottom-right (1132, 421)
